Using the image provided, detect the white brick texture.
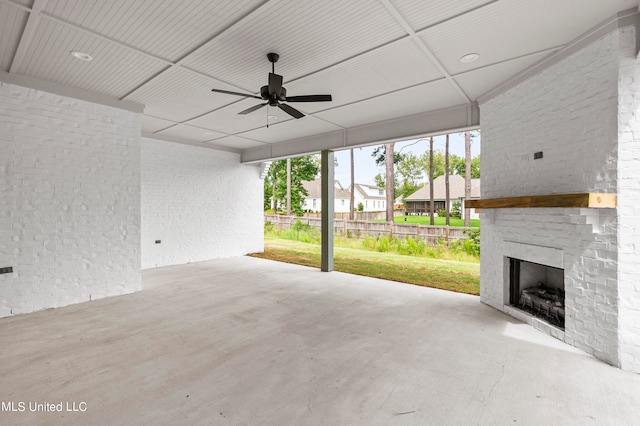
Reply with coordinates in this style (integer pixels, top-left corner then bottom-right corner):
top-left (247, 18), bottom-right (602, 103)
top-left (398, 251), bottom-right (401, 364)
top-left (141, 138), bottom-right (264, 269)
top-left (617, 54), bottom-right (640, 373)
top-left (480, 27), bottom-right (640, 371)
top-left (0, 82), bottom-right (141, 317)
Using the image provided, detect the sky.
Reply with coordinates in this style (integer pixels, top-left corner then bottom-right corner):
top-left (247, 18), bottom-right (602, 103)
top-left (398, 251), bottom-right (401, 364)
top-left (333, 132), bottom-right (481, 187)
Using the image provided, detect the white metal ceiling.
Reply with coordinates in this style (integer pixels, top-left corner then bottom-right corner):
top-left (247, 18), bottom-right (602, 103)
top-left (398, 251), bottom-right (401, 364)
top-left (0, 0), bottom-right (638, 158)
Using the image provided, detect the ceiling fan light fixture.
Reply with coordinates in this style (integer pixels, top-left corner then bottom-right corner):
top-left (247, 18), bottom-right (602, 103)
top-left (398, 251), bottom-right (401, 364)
top-left (460, 53), bottom-right (479, 63)
top-left (70, 51), bottom-right (93, 61)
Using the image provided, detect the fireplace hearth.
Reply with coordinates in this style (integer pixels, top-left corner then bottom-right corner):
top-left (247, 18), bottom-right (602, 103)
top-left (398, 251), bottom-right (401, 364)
top-left (509, 258), bottom-right (565, 329)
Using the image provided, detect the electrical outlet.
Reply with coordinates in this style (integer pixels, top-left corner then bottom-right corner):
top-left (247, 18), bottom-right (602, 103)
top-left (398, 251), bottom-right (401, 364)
top-left (0, 266), bottom-right (13, 274)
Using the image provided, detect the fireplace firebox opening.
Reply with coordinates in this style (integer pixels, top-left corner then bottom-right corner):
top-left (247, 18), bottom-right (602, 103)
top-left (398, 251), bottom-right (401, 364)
top-left (509, 258), bottom-right (565, 329)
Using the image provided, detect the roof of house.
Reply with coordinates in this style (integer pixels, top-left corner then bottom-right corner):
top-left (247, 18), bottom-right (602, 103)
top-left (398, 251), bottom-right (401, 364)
top-left (302, 178), bottom-right (351, 199)
top-left (352, 183), bottom-right (386, 200)
top-left (405, 175), bottom-right (481, 201)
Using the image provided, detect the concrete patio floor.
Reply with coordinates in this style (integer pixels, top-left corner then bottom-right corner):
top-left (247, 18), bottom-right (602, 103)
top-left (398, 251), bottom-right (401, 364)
top-left (1, 257), bottom-right (639, 425)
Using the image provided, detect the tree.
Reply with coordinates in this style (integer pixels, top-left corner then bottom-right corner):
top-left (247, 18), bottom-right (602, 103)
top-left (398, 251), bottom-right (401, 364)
top-left (385, 142), bottom-right (394, 222)
top-left (263, 155), bottom-right (320, 215)
top-left (372, 145), bottom-right (405, 167)
top-left (371, 144), bottom-right (404, 195)
top-left (373, 173), bottom-right (385, 189)
top-left (452, 130), bottom-right (481, 178)
top-left (396, 153), bottom-right (423, 201)
top-left (420, 150), bottom-right (447, 179)
top-left (451, 154), bottom-right (480, 178)
top-left (264, 163), bottom-right (278, 211)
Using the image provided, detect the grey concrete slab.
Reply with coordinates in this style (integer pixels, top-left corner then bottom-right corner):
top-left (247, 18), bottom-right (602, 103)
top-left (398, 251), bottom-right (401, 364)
top-left (1, 256), bottom-right (639, 425)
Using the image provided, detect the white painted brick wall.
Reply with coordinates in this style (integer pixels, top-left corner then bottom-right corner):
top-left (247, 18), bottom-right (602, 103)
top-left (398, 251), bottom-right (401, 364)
top-left (0, 82), bottom-right (141, 318)
top-left (141, 138), bottom-right (264, 269)
top-left (617, 54), bottom-right (640, 373)
top-left (480, 27), bottom-right (637, 369)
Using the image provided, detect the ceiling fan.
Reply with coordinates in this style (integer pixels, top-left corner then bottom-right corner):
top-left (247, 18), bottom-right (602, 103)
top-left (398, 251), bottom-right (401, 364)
top-left (211, 53), bottom-right (332, 119)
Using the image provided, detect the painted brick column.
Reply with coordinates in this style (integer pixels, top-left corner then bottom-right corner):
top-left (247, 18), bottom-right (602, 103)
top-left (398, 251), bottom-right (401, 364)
top-left (617, 55), bottom-right (640, 373)
top-left (321, 150), bottom-right (334, 272)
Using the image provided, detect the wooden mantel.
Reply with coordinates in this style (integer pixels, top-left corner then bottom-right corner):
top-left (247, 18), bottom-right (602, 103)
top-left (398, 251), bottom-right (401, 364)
top-left (466, 193), bottom-right (616, 209)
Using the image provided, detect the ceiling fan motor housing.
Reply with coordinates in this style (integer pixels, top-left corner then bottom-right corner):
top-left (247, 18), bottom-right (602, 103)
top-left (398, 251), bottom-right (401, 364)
top-left (261, 85), bottom-right (287, 105)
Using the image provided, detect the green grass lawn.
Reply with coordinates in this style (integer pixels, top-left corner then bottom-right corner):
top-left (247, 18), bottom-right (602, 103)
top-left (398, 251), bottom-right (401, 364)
top-left (249, 234), bottom-right (480, 295)
top-left (378, 216), bottom-right (480, 228)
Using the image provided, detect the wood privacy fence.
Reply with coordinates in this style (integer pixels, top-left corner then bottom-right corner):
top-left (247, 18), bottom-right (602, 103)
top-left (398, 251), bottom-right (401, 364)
top-left (302, 210), bottom-right (404, 221)
top-left (264, 214), bottom-right (472, 244)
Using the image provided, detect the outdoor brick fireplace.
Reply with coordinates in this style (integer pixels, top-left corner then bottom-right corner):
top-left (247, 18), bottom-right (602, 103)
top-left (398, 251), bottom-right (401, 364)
top-left (476, 23), bottom-right (640, 373)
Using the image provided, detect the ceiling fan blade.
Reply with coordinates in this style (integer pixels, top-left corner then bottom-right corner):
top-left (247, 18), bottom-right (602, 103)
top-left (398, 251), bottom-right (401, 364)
top-left (285, 95), bottom-right (332, 102)
top-left (239, 103), bottom-right (267, 115)
top-left (212, 88), bottom-right (262, 100)
top-left (268, 73), bottom-right (283, 96)
top-left (278, 103), bottom-right (305, 119)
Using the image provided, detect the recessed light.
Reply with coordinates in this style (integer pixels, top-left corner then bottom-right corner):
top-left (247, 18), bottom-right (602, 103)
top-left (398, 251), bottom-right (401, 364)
top-left (70, 51), bottom-right (93, 61)
top-left (460, 53), bottom-right (479, 63)
top-left (268, 115), bottom-right (278, 120)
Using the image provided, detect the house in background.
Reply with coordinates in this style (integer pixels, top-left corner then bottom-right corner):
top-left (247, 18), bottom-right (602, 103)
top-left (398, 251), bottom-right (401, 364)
top-left (404, 175), bottom-right (481, 219)
top-left (350, 184), bottom-right (387, 212)
top-left (301, 178), bottom-right (351, 213)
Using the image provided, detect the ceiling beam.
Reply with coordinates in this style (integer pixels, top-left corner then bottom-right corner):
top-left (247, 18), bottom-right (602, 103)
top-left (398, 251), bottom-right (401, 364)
top-left (0, 70), bottom-right (144, 113)
top-left (241, 103), bottom-right (480, 163)
top-left (379, 0), bottom-right (471, 104)
top-left (142, 132), bottom-right (241, 154)
top-left (9, 0), bottom-right (46, 73)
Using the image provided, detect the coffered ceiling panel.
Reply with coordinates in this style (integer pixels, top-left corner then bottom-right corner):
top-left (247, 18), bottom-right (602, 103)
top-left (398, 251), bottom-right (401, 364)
top-left (141, 115), bottom-right (174, 134)
top-left (237, 116), bottom-right (342, 145)
top-left (155, 124), bottom-right (226, 143)
top-left (419, 0), bottom-right (637, 76)
top-left (181, 0), bottom-right (407, 89)
top-left (43, 0), bottom-right (265, 62)
top-left (315, 79), bottom-right (460, 129)
top-left (13, 18), bottom-right (166, 98)
top-left (454, 50), bottom-right (557, 101)
top-left (186, 97), bottom-right (293, 136)
top-left (124, 66), bottom-right (244, 123)
top-left (283, 37), bottom-right (444, 115)
top-left (390, 0), bottom-right (494, 31)
top-left (0, 3), bottom-right (28, 71)
top-left (206, 135), bottom-right (265, 150)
